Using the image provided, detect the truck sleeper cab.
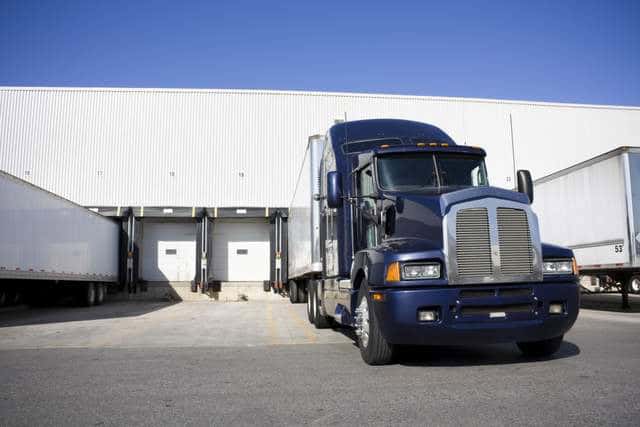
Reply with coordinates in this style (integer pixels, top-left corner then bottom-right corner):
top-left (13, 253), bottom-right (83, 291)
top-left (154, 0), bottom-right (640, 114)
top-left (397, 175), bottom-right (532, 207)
top-left (297, 119), bottom-right (579, 365)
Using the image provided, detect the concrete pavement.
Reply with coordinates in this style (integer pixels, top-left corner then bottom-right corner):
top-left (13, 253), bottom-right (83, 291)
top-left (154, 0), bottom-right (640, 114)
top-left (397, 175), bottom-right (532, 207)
top-left (0, 300), bottom-right (639, 426)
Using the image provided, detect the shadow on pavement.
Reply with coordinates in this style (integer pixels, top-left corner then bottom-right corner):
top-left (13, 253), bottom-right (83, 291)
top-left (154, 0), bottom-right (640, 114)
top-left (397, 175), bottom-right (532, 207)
top-left (0, 300), bottom-right (176, 328)
top-left (335, 326), bottom-right (580, 366)
top-left (581, 292), bottom-right (640, 313)
top-left (395, 341), bottom-right (580, 367)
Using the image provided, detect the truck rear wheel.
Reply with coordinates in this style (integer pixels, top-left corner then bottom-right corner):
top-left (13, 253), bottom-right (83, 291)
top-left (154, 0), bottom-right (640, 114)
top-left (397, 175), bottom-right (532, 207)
top-left (311, 280), bottom-right (331, 329)
top-left (628, 275), bottom-right (640, 294)
top-left (356, 279), bottom-right (394, 365)
top-left (289, 281), bottom-right (298, 304)
top-left (306, 281), bottom-right (315, 323)
top-left (517, 335), bottom-right (563, 358)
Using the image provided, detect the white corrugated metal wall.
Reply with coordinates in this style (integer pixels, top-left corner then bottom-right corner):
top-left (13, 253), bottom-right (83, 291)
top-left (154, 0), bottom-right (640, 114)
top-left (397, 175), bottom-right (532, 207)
top-left (0, 87), bottom-right (638, 207)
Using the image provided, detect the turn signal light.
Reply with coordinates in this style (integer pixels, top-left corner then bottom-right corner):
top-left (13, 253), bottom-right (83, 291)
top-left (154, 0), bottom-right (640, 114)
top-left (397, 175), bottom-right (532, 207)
top-left (372, 292), bottom-right (385, 302)
top-left (385, 262), bottom-right (401, 282)
top-left (572, 257), bottom-right (579, 276)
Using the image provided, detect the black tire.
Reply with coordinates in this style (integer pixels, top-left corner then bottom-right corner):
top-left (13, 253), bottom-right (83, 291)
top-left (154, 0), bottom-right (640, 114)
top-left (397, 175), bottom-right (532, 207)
top-left (0, 290), bottom-right (6, 307)
top-left (297, 283), bottom-right (308, 303)
top-left (8, 290), bottom-right (21, 305)
top-left (306, 281), bottom-right (315, 324)
top-left (517, 335), bottom-right (563, 358)
top-left (95, 285), bottom-right (105, 305)
top-left (289, 281), bottom-right (298, 304)
top-left (628, 275), bottom-right (640, 294)
top-left (82, 283), bottom-right (96, 307)
top-left (310, 280), bottom-right (331, 329)
top-left (356, 279), bottom-right (394, 365)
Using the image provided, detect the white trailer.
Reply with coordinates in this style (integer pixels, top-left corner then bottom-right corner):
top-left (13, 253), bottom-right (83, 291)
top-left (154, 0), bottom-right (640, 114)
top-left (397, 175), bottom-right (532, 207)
top-left (286, 135), bottom-right (325, 303)
top-left (533, 147), bottom-right (640, 293)
top-left (0, 170), bottom-right (120, 306)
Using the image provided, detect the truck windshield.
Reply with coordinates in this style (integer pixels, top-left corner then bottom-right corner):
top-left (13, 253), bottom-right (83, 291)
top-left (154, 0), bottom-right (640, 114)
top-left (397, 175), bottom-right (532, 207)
top-left (376, 152), bottom-right (488, 191)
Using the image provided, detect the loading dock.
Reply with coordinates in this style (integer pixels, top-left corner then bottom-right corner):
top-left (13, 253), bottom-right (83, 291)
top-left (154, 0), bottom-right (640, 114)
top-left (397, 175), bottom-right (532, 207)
top-left (140, 221), bottom-right (197, 282)
top-left (211, 218), bottom-right (270, 282)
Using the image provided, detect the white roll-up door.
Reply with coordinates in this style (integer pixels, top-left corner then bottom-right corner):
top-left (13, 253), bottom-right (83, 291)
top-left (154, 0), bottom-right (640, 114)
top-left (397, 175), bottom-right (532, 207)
top-left (140, 222), bottom-right (197, 282)
top-left (211, 219), bottom-right (270, 282)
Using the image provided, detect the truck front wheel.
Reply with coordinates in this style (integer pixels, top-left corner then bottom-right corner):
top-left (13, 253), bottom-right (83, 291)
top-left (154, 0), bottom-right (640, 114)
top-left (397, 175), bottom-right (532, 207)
top-left (517, 335), bottom-right (563, 358)
top-left (356, 280), bottom-right (394, 365)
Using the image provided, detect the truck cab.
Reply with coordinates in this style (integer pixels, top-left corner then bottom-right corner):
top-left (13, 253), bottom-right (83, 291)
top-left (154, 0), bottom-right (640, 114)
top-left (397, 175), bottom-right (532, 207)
top-left (306, 119), bottom-right (579, 365)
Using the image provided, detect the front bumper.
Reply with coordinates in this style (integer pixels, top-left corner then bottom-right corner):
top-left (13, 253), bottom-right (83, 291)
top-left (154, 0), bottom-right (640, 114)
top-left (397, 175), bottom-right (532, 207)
top-left (371, 281), bottom-right (579, 346)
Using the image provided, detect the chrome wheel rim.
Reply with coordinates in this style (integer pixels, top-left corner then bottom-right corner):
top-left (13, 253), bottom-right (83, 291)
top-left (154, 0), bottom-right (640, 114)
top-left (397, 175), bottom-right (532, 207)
top-left (355, 296), bottom-right (370, 348)
top-left (631, 278), bottom-right (640, 293)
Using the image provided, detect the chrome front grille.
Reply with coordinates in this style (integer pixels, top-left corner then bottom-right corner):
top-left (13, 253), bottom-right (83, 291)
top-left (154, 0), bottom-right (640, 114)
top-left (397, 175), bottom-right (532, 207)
top-left (497, 207), bottom-right (534, 274)
top-left (455, 208), bottom-right (492, 277)
top-left (446, 198), bottom-right (542, 285)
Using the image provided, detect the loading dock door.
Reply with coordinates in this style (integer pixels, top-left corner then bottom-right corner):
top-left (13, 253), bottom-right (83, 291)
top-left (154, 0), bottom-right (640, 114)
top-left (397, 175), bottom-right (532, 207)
top-left (211, 219), bottom-right (270, 281)
top-left (141, 222), bottom-right (197, 282)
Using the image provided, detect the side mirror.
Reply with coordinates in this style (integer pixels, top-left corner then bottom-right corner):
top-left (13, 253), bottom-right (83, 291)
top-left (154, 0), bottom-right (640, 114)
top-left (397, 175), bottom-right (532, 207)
top-left (327, 171), bottom-right (343, 208)
top-left (516, 169), bottom-right (534, 203)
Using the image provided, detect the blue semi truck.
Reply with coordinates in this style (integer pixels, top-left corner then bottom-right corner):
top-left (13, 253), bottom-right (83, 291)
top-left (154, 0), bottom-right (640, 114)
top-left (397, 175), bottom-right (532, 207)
top-left (287, 119), bottom-right (579, 365)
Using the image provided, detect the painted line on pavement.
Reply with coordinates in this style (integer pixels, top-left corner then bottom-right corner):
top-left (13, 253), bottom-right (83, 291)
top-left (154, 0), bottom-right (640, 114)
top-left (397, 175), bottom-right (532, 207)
top-left (286, 303), bottom-right (317, 344)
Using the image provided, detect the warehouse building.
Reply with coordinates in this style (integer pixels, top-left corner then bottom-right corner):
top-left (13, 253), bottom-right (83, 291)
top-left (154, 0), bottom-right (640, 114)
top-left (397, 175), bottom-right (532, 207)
top-left (1, 87), bottom-right (639, 298)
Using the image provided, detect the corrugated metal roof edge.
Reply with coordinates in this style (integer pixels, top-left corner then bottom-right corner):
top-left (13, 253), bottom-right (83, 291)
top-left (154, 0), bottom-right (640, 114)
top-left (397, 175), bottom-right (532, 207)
top-left (534, 146), bottom-right (640, 185)
top-left (1, 86), bottom-right (639, 112)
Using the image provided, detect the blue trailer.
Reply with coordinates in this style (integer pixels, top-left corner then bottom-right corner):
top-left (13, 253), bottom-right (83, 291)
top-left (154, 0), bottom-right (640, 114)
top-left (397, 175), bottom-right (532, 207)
top-left (287, 119), bottom-right (579, 365)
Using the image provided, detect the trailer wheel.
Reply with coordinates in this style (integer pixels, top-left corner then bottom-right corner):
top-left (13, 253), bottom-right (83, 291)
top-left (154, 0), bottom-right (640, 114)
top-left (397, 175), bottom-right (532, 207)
top-left (297, 283), bottom-right (307, 303)
top-left (517, 335), bottom-right (563, 358)
top-left (289, 281), bottom-right (298, 304)
top-left (628, 275), bottom-right (640, 294)
top-left (311, 280), bottom-right (331, 329)
top-left (82, 283), bottom-right (96, 307)
top-left (95, 285), bottom-right (105, 305)
top-left (356, 279), bottom-right (394, 365)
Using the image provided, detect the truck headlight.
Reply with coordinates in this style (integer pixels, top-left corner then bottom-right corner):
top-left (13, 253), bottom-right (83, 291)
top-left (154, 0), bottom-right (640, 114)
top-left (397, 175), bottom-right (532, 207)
top-left (543, 259), bottom-right (574, 275)
top-left (402, 263), bottom-right (441, 280)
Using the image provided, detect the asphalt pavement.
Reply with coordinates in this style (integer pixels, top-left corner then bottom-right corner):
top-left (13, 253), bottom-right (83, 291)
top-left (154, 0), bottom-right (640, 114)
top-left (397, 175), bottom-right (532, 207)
top-left (0, 300), bottom-right (639, 426)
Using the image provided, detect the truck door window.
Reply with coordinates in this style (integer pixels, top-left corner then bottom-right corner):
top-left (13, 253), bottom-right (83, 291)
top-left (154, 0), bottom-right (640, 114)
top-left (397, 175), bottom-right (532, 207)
top-left (358, 165), bottom-right (377, 248)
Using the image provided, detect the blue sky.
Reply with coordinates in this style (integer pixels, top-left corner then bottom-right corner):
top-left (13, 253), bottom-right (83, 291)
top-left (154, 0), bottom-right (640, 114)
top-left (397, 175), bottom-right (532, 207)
top-left (1, 0), bottom-right (638, 106)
